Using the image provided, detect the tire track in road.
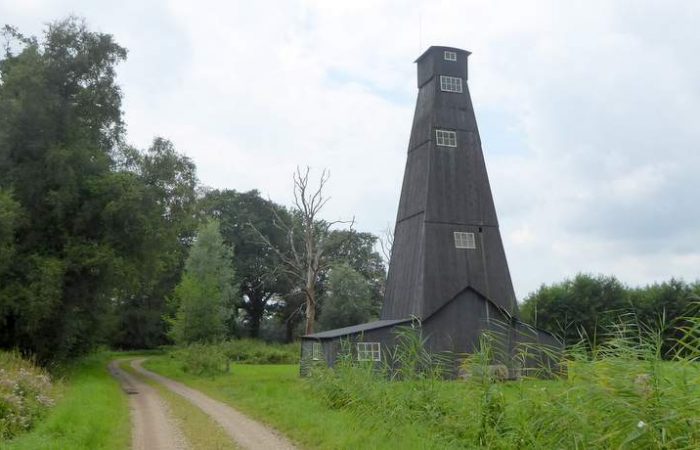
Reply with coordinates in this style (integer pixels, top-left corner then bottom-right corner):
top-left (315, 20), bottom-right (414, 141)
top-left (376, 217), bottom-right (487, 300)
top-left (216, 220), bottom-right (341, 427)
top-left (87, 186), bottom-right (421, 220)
top-left (108, 360), bottom-right (190, 450)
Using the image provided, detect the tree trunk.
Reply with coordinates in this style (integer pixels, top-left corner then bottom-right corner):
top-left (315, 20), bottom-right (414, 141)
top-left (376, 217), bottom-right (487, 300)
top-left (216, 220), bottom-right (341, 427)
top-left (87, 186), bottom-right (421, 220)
top-left (304, 288), bottom-right (316, 335)
top-left (304, 254), bottom-right (317, 334)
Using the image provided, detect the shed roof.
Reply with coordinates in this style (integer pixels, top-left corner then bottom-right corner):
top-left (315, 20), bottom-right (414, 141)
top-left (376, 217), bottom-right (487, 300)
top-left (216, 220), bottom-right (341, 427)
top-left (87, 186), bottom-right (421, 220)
top-left (303, 318), bottom-right (413, 340)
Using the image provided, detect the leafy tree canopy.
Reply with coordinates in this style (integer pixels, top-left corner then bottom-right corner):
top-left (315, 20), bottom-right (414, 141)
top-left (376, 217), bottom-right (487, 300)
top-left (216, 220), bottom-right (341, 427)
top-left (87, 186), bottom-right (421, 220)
top-left (318, 263), bottom-right (375, 331)
top-left (168, 220), bottom-right (235, 345)
top-left (520, 273), bottom-right (700, 350)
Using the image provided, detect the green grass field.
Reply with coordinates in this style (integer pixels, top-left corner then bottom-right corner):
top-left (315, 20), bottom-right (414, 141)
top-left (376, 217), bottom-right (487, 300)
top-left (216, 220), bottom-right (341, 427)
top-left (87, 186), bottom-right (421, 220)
top-left (142, 355), bottom-right (562, 449)
top-left (1, 353), bottom-right (130, 450)
top-left (144, 340), bottom-right (700, 450)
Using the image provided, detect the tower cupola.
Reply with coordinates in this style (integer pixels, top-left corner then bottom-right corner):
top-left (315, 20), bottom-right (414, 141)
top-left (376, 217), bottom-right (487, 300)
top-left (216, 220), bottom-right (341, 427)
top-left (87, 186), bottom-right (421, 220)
top-left (415, 46), bottom-right (471, 88)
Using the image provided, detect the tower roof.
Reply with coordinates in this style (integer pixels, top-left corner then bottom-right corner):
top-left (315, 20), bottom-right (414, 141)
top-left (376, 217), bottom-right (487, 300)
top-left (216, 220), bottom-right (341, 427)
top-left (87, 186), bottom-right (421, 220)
top-left (414, 45), bottom-right (471, 63)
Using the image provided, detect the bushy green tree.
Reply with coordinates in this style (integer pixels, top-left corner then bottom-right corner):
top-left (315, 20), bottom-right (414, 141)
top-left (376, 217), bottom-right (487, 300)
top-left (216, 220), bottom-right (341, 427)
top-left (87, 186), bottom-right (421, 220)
top-left (168, 220), bottom-right (235, 345)
top-left (199, 189), bottom-right (291, 338)
top-left (0, 19), bottom-right (129, 360)
top-left (520, 273), bottom-right (629, 345)
top-left (0, 19), bottom-right (199, 358)
top-left (325, 229), bottom-right (386, 313)
top-left (521, 274), bottom-right (700, 351)
top-left (629, 279), bottom-right (697, 355)
top-left (318, 263), bottom-right (375, 330)
top-left (109, 138), bottom-right (198, 349)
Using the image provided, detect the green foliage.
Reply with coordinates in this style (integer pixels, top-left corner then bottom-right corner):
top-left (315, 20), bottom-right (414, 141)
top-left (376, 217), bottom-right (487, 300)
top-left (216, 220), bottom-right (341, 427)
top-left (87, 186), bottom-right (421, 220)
top-left (0, 191), bottom-right (21, 274)
top-left (0, 351), bottom-right (54, 440)
top-left (198, 189), bottom-right (386, 342)
top-left (0, 19), bottom-right (199, 359)
top-left (170, 340), bottom-right (299, 371)
top-left (0, 18), bottom-right (128, 360)
top-left (109, 138), bottom-right (198, 350)
top-left (168, 220), bottom-right (235, 345)
top-left (174, 344), bottom-right (229, 376)
top-left (324, 230), bottom-right (386, 312)
top-left (218, 339), bottom-right (299, 364)
top-left (2, 352), bottom-right (130, 450)
top-left (521, 274), bottom-right (700, 352)
top-left (385, 324), bottom-right (452, 381)
top-left (521, 273), bottom-right (628, 344)
top-left (318, 263), bottom-right (375, 330)
top-left (199, 189), bottom-right (292, 338)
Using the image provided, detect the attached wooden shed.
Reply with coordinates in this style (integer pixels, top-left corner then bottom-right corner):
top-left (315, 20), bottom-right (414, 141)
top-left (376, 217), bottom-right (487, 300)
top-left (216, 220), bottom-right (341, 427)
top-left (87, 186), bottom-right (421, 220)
top-left (301, 286), bottom-right (559, 376)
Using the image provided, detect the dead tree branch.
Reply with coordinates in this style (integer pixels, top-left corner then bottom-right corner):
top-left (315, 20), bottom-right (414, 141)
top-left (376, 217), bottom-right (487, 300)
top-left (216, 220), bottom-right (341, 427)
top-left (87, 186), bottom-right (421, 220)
top-left (248, 166), bottom-right (354, 335)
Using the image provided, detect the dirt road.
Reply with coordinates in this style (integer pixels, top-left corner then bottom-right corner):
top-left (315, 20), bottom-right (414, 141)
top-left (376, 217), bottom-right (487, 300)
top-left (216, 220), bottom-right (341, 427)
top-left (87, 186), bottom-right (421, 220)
top-left (129, 358), bottom-right (298, 450)
top-left (108, 360), bottom-right (189, 450)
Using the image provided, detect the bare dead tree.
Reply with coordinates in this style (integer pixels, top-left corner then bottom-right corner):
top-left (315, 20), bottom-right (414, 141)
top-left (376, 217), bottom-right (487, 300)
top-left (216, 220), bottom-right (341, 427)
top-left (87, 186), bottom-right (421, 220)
top-left (250, 167), bottom-right (354, 335)
top-left (379, 223), bottom-right (394, 265)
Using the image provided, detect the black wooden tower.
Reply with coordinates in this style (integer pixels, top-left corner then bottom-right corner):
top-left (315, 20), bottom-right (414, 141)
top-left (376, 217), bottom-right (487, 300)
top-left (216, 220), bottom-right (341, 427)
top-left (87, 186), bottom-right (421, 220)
top-left (300, 46), bottom-right (559, 375)
top-left (382, 46), bottom-right (517, 321)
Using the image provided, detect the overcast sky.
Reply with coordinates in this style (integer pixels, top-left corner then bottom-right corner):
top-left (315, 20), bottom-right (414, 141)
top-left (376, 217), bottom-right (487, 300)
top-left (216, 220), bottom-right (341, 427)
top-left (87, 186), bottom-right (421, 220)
top-left (2, 0), bottom-right (699, 299)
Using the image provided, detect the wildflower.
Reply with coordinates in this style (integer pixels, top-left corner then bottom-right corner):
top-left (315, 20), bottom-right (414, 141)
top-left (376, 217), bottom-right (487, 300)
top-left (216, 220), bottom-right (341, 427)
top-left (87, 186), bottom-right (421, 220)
top-left (637, 420), bottom-right (646, 429)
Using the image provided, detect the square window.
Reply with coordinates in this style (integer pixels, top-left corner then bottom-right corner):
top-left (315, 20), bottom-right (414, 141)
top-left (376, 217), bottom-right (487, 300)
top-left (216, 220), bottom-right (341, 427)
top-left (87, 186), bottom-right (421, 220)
top-left (444, 51), bottom-right (457, 61)
top-left (356, 342), bottom-right (381, 361)
top-left (435, 129), bottom-right (457, 147)
top-left (440, 75), bottom-right (463, 93)
top-left (312, 342), bottom-right (322, 361)
top-left (454, 231), bottom-right (476, 249)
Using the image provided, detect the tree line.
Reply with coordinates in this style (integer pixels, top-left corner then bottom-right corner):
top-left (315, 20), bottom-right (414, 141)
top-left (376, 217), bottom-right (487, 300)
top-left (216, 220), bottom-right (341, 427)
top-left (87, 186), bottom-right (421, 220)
top-left (520, 274), bottom-right (700, 352)
top-left (0, 18), bottom-right (384, 362)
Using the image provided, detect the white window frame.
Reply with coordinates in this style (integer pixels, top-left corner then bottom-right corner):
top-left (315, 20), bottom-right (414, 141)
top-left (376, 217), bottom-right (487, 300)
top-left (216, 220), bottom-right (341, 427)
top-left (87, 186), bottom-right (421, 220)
top-left (312, 342), bottom-right (322, 361)
top-left (444, 50), bottom-right (457, 61)
top-left (435, 129), bottom-right (457, 147)
top-left (454, 231), bottom-right (476, 249)
top-left (356, 342), bottom-right (381, 362)
top-left (440, 75), bottom-right (463, 93)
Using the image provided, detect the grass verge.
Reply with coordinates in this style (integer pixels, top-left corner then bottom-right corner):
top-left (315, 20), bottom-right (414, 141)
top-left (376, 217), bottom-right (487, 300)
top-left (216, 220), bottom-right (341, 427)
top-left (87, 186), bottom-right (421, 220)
top-left (119, 360), bottom-right (237, 450)
top-left (1, 352), bottom-right (130, 450)
top-left (143, 356), bottom-right (458, 449)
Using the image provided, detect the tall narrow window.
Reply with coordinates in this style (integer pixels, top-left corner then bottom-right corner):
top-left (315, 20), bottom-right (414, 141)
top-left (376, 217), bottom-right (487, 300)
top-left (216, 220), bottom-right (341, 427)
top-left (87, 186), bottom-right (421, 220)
top-left (444, 50), bottom-right (457, 61)
top-left (440, 76), bottom-right (463, 93)
top-left (312, 342), bottom-right (322, 361)
top-left (357, 342), bottom-right (381, 361)
top-left (454, 232), bottom-right (476, 249)
top-left (435, 129), bottom-right (457, 147)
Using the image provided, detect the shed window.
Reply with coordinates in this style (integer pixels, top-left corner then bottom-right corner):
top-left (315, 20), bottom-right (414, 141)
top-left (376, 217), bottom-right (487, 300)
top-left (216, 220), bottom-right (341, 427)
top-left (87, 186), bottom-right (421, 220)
top-left (435, 129), bottom-right (457, 147)
top-left (440, 76), bottom-right (463, 93)
top-left (357, 342), bottom-right (381, 361)
top-left (312, 342), bottom-right (322, 361)
top-left (454, 231), bottom-right (476, 249)
top-left (444, 51), bottom-right (457, 61)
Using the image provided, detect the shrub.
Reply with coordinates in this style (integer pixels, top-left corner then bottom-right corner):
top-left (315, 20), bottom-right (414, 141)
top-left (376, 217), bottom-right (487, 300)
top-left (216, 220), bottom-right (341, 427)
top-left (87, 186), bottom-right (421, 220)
top-left (172, 339), bottom-right (299, 376)
top-left (219, 339), bottom-right (299, 364)
top-left (174, 344), bottom-right (229, 376)
top-left (0, 351), bottom-right (55, 440)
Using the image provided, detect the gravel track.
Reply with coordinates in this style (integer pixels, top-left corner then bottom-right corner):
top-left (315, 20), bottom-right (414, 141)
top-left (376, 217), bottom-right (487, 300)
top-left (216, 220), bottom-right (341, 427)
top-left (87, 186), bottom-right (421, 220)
top-left (108, 360), bottom-right (190, 450)
top-left (130, 358), bottom-right (298, 450)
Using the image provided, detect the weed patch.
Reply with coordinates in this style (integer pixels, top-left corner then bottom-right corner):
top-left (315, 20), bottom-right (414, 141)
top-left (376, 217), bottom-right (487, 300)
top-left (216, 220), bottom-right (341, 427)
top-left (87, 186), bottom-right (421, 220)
top-left (0, 352), bottom-right (54, 440)
top-left (2, 352), bottom-right (129, 450)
